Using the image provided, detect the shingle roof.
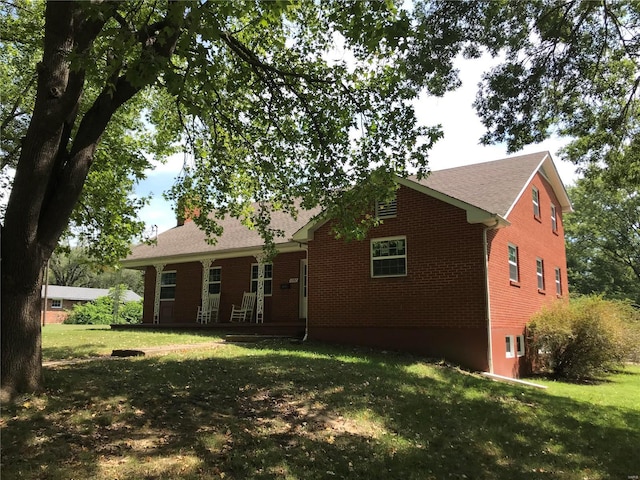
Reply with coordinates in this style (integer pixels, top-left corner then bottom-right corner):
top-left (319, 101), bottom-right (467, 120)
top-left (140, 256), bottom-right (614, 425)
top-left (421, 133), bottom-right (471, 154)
top-left (42, 285), bottom-right (141, 302)
top-left (123, 205), bottom-right (322, 266)
top-left (412, 151), bottom-right (567, 217)
top-left (123, 151), bottom-right (571, 266)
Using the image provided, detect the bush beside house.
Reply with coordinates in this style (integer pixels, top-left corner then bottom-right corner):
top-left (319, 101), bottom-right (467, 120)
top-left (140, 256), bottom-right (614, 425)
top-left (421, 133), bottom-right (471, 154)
top-left (65, 287), bottom-right (143, 325)
top-left (528, 296), bottom-right (639, 379)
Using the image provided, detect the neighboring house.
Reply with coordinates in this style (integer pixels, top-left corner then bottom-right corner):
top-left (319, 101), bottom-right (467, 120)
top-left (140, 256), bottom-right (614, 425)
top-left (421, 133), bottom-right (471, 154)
top-left (42, 285), bottom-right (142, 324)
top-left (121, 151), bottom-right (571, 378)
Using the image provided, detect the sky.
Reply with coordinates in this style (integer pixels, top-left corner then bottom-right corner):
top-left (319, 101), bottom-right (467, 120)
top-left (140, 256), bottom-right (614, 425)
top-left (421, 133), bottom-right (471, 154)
top-left (134, 55), bottom-right (580, 236)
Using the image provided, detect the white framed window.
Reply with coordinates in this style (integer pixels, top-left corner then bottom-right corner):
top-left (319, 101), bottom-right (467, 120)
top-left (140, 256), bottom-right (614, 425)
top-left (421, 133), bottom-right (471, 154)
top-left (516, 335), bottom-right (525, 357)
top-left (371, 237), bottom-right (407, 277)
top-left (51, 299), bottom-right (62, 309)
top-left (555, 267), bottom-right (562, 296)
top-left (532, 187), bottom-right (540, 218)
top-left (551, 204), bottom-right (558, 232)
top-left (208, 267), bottom-right (221, 294)
top-left (160, 271), bottom-right (177, 300)
top-left (251, 263), bottom-right (273, 296)
top-left (375, 196), bottom-right (397, 219)
top-left (506, 335), bottom-right (515, 358)
top-left (536, 258), bottom-right (545, 291)
top-left (508, 244), bottom-right (519, 282)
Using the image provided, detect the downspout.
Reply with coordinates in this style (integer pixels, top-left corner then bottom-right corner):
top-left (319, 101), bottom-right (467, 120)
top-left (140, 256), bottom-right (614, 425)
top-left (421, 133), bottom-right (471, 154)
top-left (483, 219), bottom-right (500, 374)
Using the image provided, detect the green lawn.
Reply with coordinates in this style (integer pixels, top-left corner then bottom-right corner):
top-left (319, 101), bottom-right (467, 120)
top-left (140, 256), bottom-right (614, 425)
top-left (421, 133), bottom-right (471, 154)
top-left (41, 324), bottom-right (223, 361)
top-left (1, 325), bottom-right (638, 479)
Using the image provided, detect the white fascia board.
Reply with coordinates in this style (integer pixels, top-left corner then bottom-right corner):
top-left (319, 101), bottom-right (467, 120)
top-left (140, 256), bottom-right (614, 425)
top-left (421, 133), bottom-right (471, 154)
top-left (292, 216), bottom-right (330, 243)
top-left (504, 153), bottom-right (573, 218)
top-left (120, 242), bottom-right (306, 269)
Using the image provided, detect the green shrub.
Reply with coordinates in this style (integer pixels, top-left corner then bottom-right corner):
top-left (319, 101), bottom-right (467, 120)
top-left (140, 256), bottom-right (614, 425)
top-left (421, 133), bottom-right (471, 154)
top-left (65, 296), bottom-right (142, 325)
top-left (528, 296), bottom-right (636, 380)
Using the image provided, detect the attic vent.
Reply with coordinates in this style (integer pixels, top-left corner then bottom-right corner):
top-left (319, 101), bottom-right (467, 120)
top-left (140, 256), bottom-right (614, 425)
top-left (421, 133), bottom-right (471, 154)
top-left (375, 197), bottom-right (397, 218)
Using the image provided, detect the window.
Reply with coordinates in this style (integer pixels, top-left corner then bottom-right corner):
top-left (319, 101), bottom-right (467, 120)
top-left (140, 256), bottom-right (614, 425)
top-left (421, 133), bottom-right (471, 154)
top-left (160, 271), bottom-right (176, 300)
top-left (371, 237), bottom-right (407, 277)
top-left (508, 244), bottom-right (519, 282)
top-left (536, 258), bottom-right (545, 291)
top-left (51, 299), bottom-right (62, 309)
top-left (551, 204), bottom-right (558, 232)
top-left (375, 196), bottom-right (397, 218)
top-left (208, 267), bottom-right (221, 294)
top-left (516, 335), bottom-right (525, 357)
top-left (532, 187), bottom-right (540, 218)
top-left (251, 263), bottom-right (273, 296)
top-left (555, 267), bottom-right (562, 296)
top-left (506, 335), bottom-right (515, 358)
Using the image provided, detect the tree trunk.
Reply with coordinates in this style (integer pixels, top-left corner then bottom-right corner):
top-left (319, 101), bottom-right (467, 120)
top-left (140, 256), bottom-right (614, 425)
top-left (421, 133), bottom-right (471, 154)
top-left (0, 1), bottom-right (185, 400)
top-left (0, 277), bottom-right (44, 402)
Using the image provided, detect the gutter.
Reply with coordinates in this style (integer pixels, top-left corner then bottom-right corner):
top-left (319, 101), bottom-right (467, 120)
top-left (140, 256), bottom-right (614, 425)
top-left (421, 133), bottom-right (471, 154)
top-left (483, 218), bottom-right (501, 374)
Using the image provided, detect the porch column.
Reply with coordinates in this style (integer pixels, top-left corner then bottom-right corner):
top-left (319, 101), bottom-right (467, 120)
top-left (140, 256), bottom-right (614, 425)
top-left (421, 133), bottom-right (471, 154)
top-left (254, 254), bottom-right (266, 323)
top-left (200, 258), bottom-right (214, 312)
top-left (153, 263), bottom-right (166, 324)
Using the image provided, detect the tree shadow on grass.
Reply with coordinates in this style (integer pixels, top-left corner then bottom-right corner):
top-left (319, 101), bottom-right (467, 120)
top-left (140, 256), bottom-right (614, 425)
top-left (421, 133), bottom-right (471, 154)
top-left (2, 342), bottom-right (639, 479)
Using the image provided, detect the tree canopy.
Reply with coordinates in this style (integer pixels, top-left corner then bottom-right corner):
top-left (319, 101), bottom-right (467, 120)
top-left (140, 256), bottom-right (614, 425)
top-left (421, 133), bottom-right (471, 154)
top-left (565, 175), bottom-right (640, 304)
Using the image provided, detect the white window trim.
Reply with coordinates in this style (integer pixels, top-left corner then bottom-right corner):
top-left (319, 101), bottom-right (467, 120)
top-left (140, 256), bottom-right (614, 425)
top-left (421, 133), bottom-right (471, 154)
top-left (160, 270), bottom-right (177, 301)
top-left (532, 187), bottom-right (540, 218)
top-left (506, 335), bottom-right (515, 358)
top-left (51, 299), bottom-right (63, 309)
top-left (251, 263), bottom-right (273, 297)
top-left (208, 266), bottom-right (222, 294)
top-left (536, 258), bottom-right (545, 291)
top-left (516, 335), bottom-right (525, 357)
top-left (371, 236), bottom-right (407, 278)
top-left (555, 267), bottom-right (562, 296)
top-left (551, 204), bottom-right (558, 232)
top-left (508, 244), bottom-right (519, 283)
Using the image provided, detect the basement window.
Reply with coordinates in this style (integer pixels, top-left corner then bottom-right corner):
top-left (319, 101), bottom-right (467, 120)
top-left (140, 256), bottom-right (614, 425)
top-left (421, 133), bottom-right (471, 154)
top-left (516, 335), bottom-right (525, 357)
top-left (506, 335), bottom-right (515, 358)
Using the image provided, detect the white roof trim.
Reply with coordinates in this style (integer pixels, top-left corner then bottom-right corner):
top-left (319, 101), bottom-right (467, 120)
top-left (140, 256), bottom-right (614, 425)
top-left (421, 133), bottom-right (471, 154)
top-left (504, 153), bottom-right (573, 219)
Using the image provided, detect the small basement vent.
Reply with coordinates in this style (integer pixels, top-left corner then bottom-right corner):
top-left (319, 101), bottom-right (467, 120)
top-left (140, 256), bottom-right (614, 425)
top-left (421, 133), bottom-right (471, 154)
top-left (375, 197), bottom-right (397, 218)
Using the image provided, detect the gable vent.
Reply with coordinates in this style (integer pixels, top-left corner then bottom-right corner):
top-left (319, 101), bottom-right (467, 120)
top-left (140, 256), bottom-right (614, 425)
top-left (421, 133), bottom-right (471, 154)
top-left (376, 197), bottom-right (397, 218)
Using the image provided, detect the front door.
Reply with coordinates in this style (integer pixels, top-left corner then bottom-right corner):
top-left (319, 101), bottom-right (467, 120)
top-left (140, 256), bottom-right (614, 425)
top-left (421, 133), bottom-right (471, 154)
top-left (299, 259), bottom-right (308, 319)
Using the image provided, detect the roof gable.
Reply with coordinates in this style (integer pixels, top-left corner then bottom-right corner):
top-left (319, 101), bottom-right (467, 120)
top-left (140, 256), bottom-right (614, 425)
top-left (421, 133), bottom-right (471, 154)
top-left (409, 151), bottom-right (572, 218)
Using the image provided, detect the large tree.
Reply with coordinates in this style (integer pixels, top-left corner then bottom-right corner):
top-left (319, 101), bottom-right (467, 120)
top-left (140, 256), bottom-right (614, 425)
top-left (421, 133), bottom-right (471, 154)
top-left (1, 0), bottom-right (639, 399)
top-left (565, 175), bottom-right (640, 303)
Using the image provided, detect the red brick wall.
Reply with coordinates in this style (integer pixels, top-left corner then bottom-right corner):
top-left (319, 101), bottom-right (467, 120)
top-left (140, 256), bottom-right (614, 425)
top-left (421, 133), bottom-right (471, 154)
top-left (487, 171), bottom-right (569, 376)
top-left (307, 185), bottom-right (490, 371)
top-left (41, 298), bottom-right (85, 324)
top-left (142, 252), bottom-right (306, 324)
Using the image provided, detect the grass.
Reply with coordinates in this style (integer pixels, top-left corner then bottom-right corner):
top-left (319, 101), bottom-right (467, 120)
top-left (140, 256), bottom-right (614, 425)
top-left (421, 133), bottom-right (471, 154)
top-left (41, 324), bottom-right (223, 361)
top-left (1, 326), bottom-right (639, 479)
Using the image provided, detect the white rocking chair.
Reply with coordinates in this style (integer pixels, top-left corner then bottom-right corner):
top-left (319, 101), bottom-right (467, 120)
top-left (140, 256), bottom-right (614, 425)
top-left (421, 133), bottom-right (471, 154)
top-left (196, 294), bottom-right (220, 324)
top-left (229, 292), bottom-right (256, 322)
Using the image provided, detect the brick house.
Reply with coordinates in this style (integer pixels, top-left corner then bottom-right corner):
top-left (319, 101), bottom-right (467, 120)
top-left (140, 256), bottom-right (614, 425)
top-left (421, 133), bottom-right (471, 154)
top-left (41, 285), bottom-right (142, 324)
top-left (122, 151), bottom-right (571, 378)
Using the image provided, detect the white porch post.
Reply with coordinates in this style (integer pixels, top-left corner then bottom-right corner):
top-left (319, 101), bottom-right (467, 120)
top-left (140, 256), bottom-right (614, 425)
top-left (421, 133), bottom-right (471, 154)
top-left (153, 263), bottom-right (166, 324)
top-left (254, 255), bottom-right (266, 323)
top-left (200, 259), bottom-right (214, 312)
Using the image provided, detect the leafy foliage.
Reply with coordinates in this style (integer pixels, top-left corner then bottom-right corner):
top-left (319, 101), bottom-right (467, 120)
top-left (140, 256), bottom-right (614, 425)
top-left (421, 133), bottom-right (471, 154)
top-left (48, 246), bottom-right (143, 295)
top-left (528, 296), bottom-right (638, 380)
top-left (564, 176), bottom-right (640, 303)
top-left (65, 289), bottom-right (142, 325)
